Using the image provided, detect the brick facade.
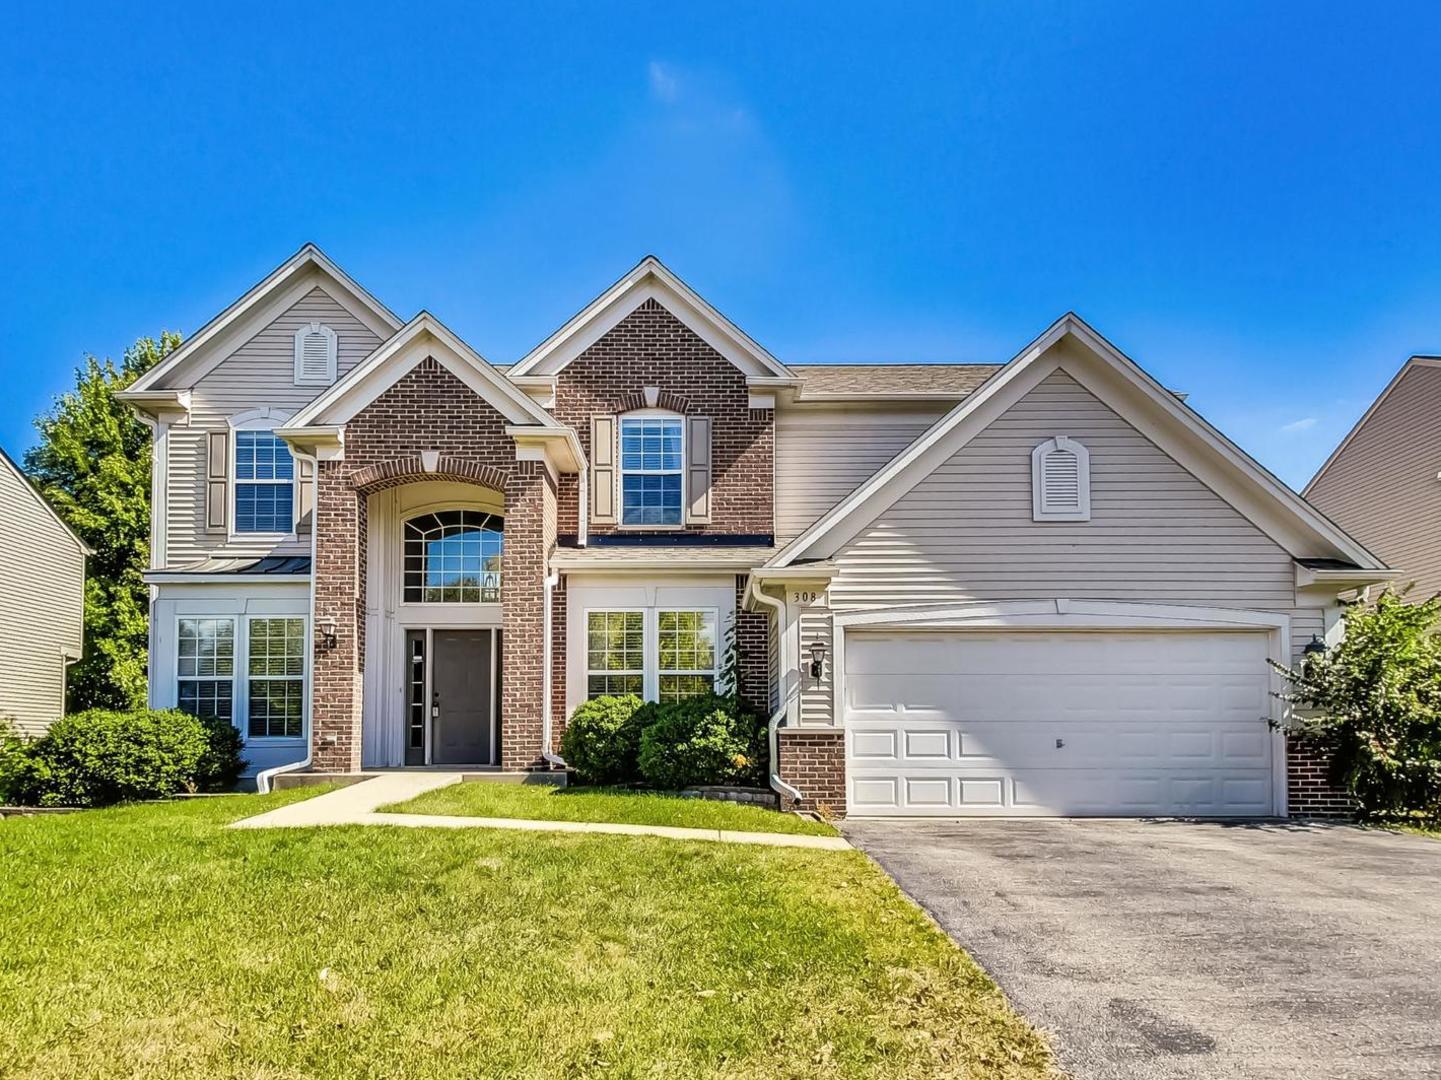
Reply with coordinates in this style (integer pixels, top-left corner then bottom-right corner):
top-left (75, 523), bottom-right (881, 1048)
top-left (309, 356), bottom-right (550, 772)
top-left (1286, 735), bottom-right (1356, 819)
top-left (550, 298), bottom-right (774, 538)
top-left (733, 575), bottom-right (770, 715)
top-left (777, 729), bottom-right (846, 817)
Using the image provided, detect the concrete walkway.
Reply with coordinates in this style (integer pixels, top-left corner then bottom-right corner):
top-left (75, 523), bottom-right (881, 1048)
top-left (231, 772), bottom-right (850, 851)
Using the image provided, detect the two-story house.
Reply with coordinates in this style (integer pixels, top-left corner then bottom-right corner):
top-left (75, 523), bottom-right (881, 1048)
top-left (120, 246), bottom-right (1390, 818)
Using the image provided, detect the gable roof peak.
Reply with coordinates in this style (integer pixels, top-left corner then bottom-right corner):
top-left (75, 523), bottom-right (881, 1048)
top-left (507, 256), bottom-right (793, 380)
top-left (125, 243), bottom-right (403, 395)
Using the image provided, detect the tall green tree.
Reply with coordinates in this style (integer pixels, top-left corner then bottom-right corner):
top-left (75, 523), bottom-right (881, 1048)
top-left (25, 333), bottom-right (182, 710)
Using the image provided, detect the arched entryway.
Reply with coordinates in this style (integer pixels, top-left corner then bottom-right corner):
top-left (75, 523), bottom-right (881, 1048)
top-left (361, 477), bottom-right (506, 768)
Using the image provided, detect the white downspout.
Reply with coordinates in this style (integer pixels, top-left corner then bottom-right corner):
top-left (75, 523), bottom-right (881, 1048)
top-left (257, 450), bottom-right (320, 794)
top-left (541, 571), bottom-right (567, 769)
top-left (577, 460), bottom-right (588, 547)
top-left (745, 577), bottom-right (803, 804)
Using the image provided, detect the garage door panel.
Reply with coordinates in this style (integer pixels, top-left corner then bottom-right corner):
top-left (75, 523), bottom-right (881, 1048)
top-left (844, 630), bottom-right (1278, 817)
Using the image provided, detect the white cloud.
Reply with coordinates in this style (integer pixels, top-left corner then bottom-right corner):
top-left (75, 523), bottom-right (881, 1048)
top-left (648, 61), bottom-right (679, 103)
top-left (1280, 416), bottom-right (1318, 433)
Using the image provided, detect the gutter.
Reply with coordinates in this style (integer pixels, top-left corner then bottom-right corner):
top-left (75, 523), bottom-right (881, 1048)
top-left (744, 577), bottom-right (803, 804)
top-left (541, 571), bottom-right (567, 770)
top-left (256, 451), bottom-right (320, 794)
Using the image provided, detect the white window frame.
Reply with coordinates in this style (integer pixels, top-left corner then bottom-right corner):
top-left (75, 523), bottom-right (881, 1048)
top-left (657, 608), bottom-right (720, 702)
top-left (175, 616), bottom-right (237, 723)
top-left (400, 508), bottom-right (505, 605)
top-left (172, 614), bottom-right (310, 745)
top-left (293, 322), bottom-right (339, 386)
top-left (617, 409), bottom-right (686, 529)
top-left (581, 606), bottom-right (720, 702)
top-left (230, 410), bottom-right (299, 539)
top-left (1031, 434), bottom-right (1091, 522)
top-left (584, 609), bottom-right (647, 699)
top-left (244, 616), bottom-right (308, 740)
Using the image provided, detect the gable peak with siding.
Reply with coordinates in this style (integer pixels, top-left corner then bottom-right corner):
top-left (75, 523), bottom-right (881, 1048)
top-left (767, 313), bottom-right (1387, 573)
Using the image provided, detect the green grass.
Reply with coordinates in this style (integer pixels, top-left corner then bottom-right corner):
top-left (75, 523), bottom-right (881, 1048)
top-left (0, 791), bottom-right (1053, 1079)
top-left (380, 781), bottom-right (839, 836)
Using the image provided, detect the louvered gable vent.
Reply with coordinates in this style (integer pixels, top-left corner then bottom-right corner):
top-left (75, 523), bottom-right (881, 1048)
top-left (1031, 435), bottom-right (1091, 521)
top-left (293, 322), bottom-right (338, 385)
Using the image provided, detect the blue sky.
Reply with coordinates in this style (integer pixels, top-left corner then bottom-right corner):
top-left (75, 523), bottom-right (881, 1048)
top-left (3, 2), bottom-right (1440, 489)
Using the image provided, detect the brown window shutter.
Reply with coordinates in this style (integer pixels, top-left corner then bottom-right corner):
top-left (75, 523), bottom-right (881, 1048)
top-left (686, 417), bottom-right (712, 525)
top-left (205, 430), bottom-right (229, 534)
top-left (295, 457), bottom-right (316, 535)
top-left (590, 415), bottom-right (617, 524)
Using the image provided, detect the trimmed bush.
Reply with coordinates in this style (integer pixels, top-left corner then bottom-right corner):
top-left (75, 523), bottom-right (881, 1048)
top-left (0, 709), bottom-right (247, 808)
top-left (1276, 587), bottom-right (1441, 822)
top-left (560, 695), bottom-right (646, 785)
top-left (637, 694), bottom-right (766, 790)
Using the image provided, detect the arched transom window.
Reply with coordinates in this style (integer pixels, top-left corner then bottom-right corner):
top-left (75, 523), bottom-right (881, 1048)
top-left (403, 510), bottom-right (504, 603)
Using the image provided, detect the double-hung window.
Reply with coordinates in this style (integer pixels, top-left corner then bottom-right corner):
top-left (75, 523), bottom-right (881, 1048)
top-left (619, 416), bottom-right (684, 526)
top-left (586, 611), bottom-right (645, 697)
top-left (177, 618), bottom-right (235, 722)
top-left (658, 610), bottom-right (718, 701)
top-left (585, 609), bottom-right (718, 702)
top-left (235, 431), bottom-right (295, 533)
top-left (247, 618), bottom-right (305, 738)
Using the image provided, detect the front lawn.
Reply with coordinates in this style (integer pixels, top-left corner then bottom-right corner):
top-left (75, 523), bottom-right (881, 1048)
top-left (381, 780), bottom-right (838, 836)
top-left (0, 791), bottom-right (1053, 1079)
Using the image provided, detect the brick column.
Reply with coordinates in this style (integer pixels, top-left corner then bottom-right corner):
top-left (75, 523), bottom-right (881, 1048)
top-left (311, 467), bottom-right (365, 772)
top-left (500, 460), bottom-right (552, 770)
top-left (1287, 735), bottom-right (1357, 819)
top-left (777, 729), bottom-right (846, 817)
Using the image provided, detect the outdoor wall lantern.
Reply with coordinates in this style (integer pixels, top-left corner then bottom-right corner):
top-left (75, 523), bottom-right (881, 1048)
top-left (1303, 635), bottom-right (1326, 658)
top-left (809, 640), bottom-right (828, 680)
top-left (319, 616), bottom-right (339, 651)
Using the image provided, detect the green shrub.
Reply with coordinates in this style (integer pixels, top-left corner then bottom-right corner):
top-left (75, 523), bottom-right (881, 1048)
top-left (1, 709), bottom-right (247, 808)
top-left (560, 695), bottom-right (646, 785)
top-left (1275, 588), bottom-right (1441, 822)
top-left (637, 694), bottom-right (766, 790)
top-left (194, 713), bottom-right (246, 793)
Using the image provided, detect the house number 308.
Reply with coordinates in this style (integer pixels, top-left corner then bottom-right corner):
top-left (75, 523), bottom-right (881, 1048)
top-left (791, 590), bottom-right (820, 604)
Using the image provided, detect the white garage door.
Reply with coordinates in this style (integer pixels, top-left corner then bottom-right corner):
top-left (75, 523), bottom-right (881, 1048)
top-left (844, 630), bottom-right (1277, 817)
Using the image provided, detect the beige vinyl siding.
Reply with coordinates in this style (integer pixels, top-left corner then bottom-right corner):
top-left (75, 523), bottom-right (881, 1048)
top-left (0, 462), bottom-right (85, 736)
top-left (1306, 362), bottom-right (1441, 599)
top-left (165, 288), bottom-right (383, 566)
top-left (830, 371), bottom-right (1296, 609)
top-left (774, 404), bottom-right (951, 543)
top-left (766, 605), bottom-right (780, 713)
top-left (1290, 609), bottom-right (1324, 666)
top-left (798, 610), bottom-right (833, 725)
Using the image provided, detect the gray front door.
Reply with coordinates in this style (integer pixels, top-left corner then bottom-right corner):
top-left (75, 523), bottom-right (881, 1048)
top-left (431, 629), bottom-right (492, 765)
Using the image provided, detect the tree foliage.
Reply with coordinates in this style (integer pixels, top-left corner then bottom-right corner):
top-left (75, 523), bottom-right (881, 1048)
top-left (1275, 588), bottom-right (1441, 821)
top-left (24, 333), bottom-right (181, 710)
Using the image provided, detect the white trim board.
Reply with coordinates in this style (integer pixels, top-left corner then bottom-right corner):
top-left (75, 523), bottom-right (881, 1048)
top-left (127, 244), bottom-right (403, 394)
top-left (507, 256), bottom-right (794, 381)
top-left (766, 313), bottom-right (1387, 573)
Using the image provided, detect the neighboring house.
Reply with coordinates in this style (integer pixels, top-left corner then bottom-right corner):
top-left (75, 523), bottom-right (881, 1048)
top-left (0, 447), bottom-right (90, 736)
top-left (119, 245), bottom-right (1390, 817)
top-left (1305, 356), bottom-right (1441, 600)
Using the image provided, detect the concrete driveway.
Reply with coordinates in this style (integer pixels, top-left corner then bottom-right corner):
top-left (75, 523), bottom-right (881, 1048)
top-left (844, 819), bottom-right (1441, 1080)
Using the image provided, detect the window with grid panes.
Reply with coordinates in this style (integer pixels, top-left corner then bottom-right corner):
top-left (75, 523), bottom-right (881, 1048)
top-left (586, 611), bottom-right (645, 698)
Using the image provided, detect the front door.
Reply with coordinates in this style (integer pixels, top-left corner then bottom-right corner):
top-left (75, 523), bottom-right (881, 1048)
top-left (431, 629), bottom-right (493, 765)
